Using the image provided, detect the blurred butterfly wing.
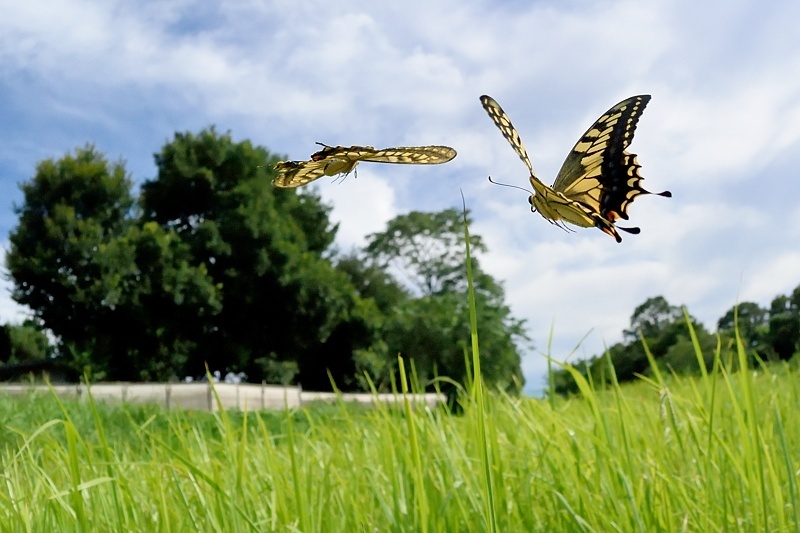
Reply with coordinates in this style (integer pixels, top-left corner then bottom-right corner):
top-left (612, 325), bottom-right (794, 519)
top-left (273, 144), bottom-right (456, 189)
top-left (272, 160), bottom-right (330, 188)
top-left (552, 95), bottom-right (670, 223)
top-left (480, 95), bottom-right (536, 176)
top-left (274, 146), bottom-right (363, 188)
top-left (356, 145), bottom-right (457, 164)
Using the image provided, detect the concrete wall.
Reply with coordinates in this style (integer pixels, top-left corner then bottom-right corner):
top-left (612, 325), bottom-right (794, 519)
top-left (0, 382), bottom-right (443, 411)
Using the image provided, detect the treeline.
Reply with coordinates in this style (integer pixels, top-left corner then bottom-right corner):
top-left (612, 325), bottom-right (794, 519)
top-left (2, 128), bottom-right (528, 394)
top-left (551, 288), bottom-right (800, 395)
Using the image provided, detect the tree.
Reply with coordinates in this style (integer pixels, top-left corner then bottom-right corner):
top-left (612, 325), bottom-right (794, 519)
top-left (717, 301), bottom-right (768, 354)
top-left (624, 296), bottom-right (683, 342)
top-left (660, 324), bottom-right (718, 374)
top-left (7, 146), bottom-right (222, 380)
top-left (551, 296), bottom-right (708, 393)
top-left (363, 209), bottom-right (527, 395)
top-left (140, 128), bottom-right (376, 387)
top-left (597, 296), bottom-right (689, 381)
top-left (335, 251), bottom-right (409, 316)
top-left (765, 286), bottom-right (800, 360)
top-left (365, 209), bottom-right (486, 296)
top-left (0, 322), bottom-right (52, 364)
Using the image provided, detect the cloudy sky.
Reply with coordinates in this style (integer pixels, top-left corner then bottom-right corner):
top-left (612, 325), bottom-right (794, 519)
top-left (2, 0), bottom-right (799, 393)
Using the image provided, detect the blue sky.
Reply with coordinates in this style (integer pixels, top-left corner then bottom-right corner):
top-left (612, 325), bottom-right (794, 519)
top-left (2, 0), bottom-right (799, 393)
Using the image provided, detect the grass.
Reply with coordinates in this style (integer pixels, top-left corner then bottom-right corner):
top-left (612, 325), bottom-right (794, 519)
top-left (1, 354), bottom-right (799, 530)
top-left (1, 224), bottom-right (798, 530)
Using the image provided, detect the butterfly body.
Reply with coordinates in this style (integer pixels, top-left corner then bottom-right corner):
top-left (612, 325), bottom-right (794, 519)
top-left (480, 94), bottom-right (671, 242)
top-left (273, 144), bottom-right (456, 188)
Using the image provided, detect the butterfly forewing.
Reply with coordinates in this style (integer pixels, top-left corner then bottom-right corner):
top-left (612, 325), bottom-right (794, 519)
top-left (479, 96), bottom-right (536, 176)
top-left (357, 145), bottom-right (457, 164)
top-left (552, 95), bottom-right (670, 222)
top-left (551, 96), bottom-right (649, 192)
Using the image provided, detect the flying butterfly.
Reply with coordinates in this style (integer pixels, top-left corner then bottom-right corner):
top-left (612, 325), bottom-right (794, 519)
top-left (273, 143), bottom-right (457, 188)
top-left (480, 94), bottom-right (671, 242)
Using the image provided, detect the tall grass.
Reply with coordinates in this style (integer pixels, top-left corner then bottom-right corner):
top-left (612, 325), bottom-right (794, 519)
top-left (1, 227), bottom-right (799, 529)
top-left (1, 336), bottom-right (800, 530)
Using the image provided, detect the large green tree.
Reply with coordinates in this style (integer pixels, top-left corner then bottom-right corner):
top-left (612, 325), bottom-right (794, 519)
top-left (6, 134), bottom-right (534, 391)
top-left (139, 128), bottom-right (377, 387)
top-left (362, 208), bottom-right (527, 395)
top-left (365, 209), bottom-right (486, 296)
top-left (7, 146), bottom-right (220, 380)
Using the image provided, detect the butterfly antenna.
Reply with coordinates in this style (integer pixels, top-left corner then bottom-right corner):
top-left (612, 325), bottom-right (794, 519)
top-left (487, 176), bottom-right (533, 196)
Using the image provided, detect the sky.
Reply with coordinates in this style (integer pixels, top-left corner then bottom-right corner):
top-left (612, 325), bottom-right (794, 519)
top-left (1, 0), bottom-right (799, 394)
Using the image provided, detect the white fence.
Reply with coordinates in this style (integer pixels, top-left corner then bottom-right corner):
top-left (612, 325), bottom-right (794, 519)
top-left (0, 382), bottom-right (444, 412)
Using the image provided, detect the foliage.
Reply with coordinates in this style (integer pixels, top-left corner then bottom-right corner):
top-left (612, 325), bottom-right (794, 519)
top-left (140, 128), bottom-right (379, 387)
top-left (551, 296), bottom-right (718, 394)
top-left (335, 250), bottom-right (408, 316)
top-left (6, 133), bottom-right (392, 387)
top-left (551, 285), bottom-right (800, 395)
top-left (766, 288), bottom-right (800, 360)
top-left (623, 295), bottom-right (684, 343)
top-left (6, 146), bottom-right (220, 380)
top-left (365, 208), bottom-right (486, 296)
top-left (0, 322), bottom-right (52, 363)
top-left (363, 209), bottom-right (527, 395)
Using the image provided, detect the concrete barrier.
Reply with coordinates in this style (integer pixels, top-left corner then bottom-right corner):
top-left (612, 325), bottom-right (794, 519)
top-left (0, 383), bottom-right (443, 412)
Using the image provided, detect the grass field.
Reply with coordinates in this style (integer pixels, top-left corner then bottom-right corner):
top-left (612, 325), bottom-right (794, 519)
top-left (2, 228), bottom-right (799, 531)
top-left (0, 343), bottom-right (799, 531)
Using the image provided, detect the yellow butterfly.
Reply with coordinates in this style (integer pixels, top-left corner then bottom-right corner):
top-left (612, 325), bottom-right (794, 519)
top-left (480, 95), bottom-right (671, 242)
top-left (273, 144), bottom-right (457, 188)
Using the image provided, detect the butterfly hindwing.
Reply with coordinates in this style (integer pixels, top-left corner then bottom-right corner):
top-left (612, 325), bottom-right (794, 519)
top-left (273, 160), bottom-right (330, 188)
top-left (273, 145), bottom-right (457, 188)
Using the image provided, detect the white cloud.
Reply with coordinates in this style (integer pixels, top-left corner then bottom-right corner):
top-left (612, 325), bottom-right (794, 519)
top-left (319, 173), bottom-right (397, 251)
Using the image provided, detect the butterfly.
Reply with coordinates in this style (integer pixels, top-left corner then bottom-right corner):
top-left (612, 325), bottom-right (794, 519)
top-left (480, 94), bottom-right (671, 242)
top-left (273, 143), bottom-right (457, 188)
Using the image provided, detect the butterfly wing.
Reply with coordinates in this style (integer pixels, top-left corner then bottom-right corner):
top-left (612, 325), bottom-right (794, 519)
top-left (552, 95), bottom-right (671, 226)
top-left (479, 95), bottom-right (536, 176)
top-left (273, 145), bottom-right (364, 188)
top-left (356, 145), bottom-right (457, 164)
top-left (274, 144), bottom-right (456, 188)
top-left (480, 95), bottom-right (597, 231)
top-left (481, 94), bottom-right (670, 242)
top-left (273, 160), bottom-right (331, 188)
